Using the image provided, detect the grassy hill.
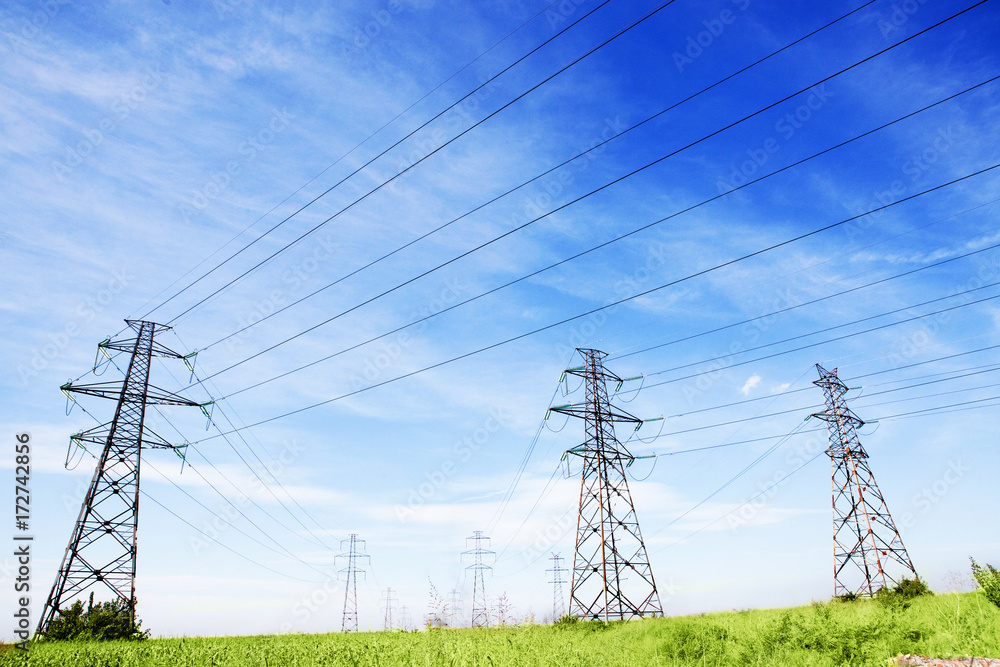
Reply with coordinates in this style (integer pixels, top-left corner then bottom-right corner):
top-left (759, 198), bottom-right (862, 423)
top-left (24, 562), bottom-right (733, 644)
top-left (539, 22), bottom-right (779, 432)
top-left (7, 590), bottom-right (999, 666)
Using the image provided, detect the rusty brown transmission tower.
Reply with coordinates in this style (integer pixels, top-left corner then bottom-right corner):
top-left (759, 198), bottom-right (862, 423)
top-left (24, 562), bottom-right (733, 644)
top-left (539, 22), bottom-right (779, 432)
top-left (812, 364), bottom-right (917, 597)
top-left (550, 348), bottom-right (661, 620)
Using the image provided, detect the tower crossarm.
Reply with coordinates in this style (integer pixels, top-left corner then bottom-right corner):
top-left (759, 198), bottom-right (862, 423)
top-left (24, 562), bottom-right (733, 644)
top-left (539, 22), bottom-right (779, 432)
top-left (549, 403), bottom-right (643, 426)
top-left (61, 381), bottom-right (201, 407)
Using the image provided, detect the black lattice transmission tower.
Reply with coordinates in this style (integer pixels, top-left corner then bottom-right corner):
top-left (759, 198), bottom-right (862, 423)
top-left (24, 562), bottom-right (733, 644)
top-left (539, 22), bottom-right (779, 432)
top-left (811, 363), bottom-right (917, 597)
top-left (462, 531), bottom-right (494, 627)
top-left (38, 320), bottom-right (201, 634)
top-left (337, 533), bottom-right (370, 632)
top-left (550, 348), bottom-right (661, 620)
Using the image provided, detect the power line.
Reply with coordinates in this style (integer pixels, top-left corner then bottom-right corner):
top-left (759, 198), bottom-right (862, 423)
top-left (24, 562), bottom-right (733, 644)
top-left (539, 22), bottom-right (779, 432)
top-left (640, 362), bottom-right (1000, 427)
top-left (201, 0), bottom-right (884, 351)
top-left (621, 287), bottom-right (1000, 392)
top-left (189, 9), bottom-right (995, 383)
top-left (196, 75), bottom-right (1000, 398)
top-left (128, 1), bottom-right (563, 323)
top-left (143, 458), bottom-right (332, 578)
top-left (162, 333), bottom-right (345, 552)
top-left (139, 489), bottom-right (326, 583)
top-left (183, 164), bottom-right (1000, 444)
top-left (611, 239), bottom-right (1000, 363)
top-left (158, 0), bottom-right (673, 325)
top-left (650, 450), bottom-right (827, 555)
top-left (146, 356), bottom-right (342, 554)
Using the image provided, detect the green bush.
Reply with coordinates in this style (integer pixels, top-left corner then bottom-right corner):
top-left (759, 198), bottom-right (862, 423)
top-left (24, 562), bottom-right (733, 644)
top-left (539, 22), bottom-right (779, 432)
top-left (873, 577), bottom-right (931, 611)
top-left (971, 557), bottom-right (1000, 608)
top-left (38, 593), bottom-right (149, 641)
top-left (892, 577), bottom-right (933, 598)
top-left (553, 614), bottom-right (579, 628)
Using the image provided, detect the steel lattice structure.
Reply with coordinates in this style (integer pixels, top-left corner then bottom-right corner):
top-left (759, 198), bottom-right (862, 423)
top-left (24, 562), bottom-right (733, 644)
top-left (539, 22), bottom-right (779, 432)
top-left (38, 320), bottom-right (199, 634)
top-left (462, 531), bottom-right (494, 627)
top-left (337, 534), bottom-right (369, 632)
top-left (381, 587), bottom-right (397, 630)
top-left (551, 348), bottom-right (661, 620)
top-left (547, 552), bottom-right (567, 622)
top-left (447, 589), bottom-right (463, 628)
top-left (812, 364), bottom-right (917, 597)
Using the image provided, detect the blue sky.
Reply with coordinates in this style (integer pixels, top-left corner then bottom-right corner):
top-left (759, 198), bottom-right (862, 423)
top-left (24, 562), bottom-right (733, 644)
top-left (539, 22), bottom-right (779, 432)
top-left (2, 0), bottom-right (999, 637)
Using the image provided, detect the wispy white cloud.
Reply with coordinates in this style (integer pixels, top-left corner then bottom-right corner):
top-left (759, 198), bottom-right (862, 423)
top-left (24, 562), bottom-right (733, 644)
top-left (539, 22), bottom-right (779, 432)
top-left (740, 374), bottom-right (762, 395)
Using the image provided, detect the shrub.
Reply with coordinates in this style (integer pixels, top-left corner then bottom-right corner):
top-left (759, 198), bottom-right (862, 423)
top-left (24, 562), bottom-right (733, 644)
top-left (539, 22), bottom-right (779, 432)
top-left (38, 593), bottom-right (149, 641)
top-left (971, 558), bottom-right (1000, 608)
top-left (873, 577), bottom-right (932, 611)
top-left (892, 577), bottom-right (933, 598)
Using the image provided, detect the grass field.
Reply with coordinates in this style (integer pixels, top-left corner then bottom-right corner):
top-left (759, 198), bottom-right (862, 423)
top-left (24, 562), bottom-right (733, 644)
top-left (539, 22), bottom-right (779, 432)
top-left (5, 591), bottom-right (998, 666)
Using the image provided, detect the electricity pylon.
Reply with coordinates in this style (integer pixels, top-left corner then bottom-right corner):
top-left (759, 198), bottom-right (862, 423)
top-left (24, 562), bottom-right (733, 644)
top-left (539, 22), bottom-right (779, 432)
top-left (447, 588), bottom-right (463, 627)
top-left (550, 348), bottom-right (661, 620)
top-left (462, 531), bottom-right (495, 627)
top-left (547, 552), bottom-right (567, 621)
top-left (38, 320), bottom-right (200, 635)
top-left (811, 364), bottom-right (917, 597)
top-left (381, 587), bottom-right (397, 630)
top-left (337, 534), bottom-right (370, 632)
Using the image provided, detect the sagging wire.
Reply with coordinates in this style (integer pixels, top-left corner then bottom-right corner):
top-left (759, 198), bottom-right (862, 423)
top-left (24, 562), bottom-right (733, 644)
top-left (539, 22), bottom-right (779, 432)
top-left (629, 455), bottom-right (659, 482)
top-left (543, 411), bottom-right (570, 433)
top-left (629, 417), bottom-right (665, 445)
top-left (60, 381), bottom-right (77, 416)
top-left (560, 369), bottom-right (584, 397)
top-left (92, 337), bottom-right (114, 376)
top-left (616, 374), bottom-right (645, 403)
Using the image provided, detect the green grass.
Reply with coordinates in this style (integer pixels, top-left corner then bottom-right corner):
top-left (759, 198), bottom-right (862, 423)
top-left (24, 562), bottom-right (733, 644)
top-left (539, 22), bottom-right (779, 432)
top-left (5, 591), bottom-right (998, 666)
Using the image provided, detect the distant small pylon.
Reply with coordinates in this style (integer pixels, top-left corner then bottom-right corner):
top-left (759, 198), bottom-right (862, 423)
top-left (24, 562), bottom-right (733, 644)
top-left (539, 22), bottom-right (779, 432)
top-left (547, 553), bottom-right (567, 621)
top-left (381, 587), bottom-right (397, 630)
top-left (462, 531), bottom-right (495, 627)
top-left (337, 534), bottom-right (370, 632)
top-left (447, 588), bottom-right (463, 627)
